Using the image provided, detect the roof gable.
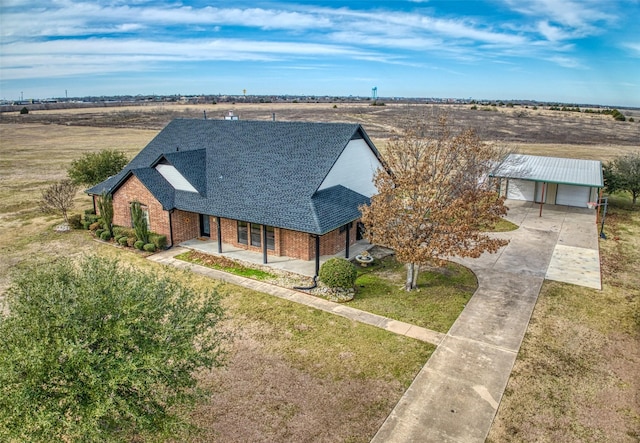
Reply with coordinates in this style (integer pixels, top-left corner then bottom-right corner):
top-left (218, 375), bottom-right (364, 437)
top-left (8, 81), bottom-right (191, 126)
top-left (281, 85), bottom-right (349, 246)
top-left (88, 119), bottom-right (379, 234)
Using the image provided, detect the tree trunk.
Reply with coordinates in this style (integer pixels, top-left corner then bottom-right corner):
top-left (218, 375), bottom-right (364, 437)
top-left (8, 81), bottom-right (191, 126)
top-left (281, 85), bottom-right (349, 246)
top-left (405, 263), bottom-right (419, 291)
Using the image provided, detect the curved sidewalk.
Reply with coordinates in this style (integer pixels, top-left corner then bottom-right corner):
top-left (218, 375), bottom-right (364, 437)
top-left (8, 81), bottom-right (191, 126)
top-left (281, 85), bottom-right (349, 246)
top-left (148, 202), bottom-right (599, 442)
top-left (371, 202), bottom-right (599, 442)
top-left (148, 247), bottom-right (445, 346)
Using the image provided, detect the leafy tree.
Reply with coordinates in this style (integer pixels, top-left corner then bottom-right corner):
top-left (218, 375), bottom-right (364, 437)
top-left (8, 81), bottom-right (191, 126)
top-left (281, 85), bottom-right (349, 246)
top-left (39, 179), bottom-right (78, 224)
top-left (131, 201), bottom-right (149, 243)
top-left (0, 256), bottom-right (225, 442)
top-left (97, 192), bottom-right (114, 236)
top-left (603, 152), bottom-right (640, 205)
top-left (360, 116), bottom-right (509, 291)
top-left (68, 149), bottom-right (128, 186)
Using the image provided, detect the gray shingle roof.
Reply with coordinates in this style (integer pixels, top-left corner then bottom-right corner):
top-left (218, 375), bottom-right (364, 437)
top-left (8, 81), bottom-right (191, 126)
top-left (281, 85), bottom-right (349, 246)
top-left (87, 119), bottom-right (380, 234)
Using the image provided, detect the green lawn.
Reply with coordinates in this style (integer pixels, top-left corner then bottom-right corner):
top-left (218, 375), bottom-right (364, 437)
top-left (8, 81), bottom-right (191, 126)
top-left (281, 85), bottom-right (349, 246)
top-left (349, 256), bottom-right (477, 333)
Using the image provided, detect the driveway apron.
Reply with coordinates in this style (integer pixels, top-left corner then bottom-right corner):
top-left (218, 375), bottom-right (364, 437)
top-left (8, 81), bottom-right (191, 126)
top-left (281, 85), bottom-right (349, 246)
top-left (371, 202), bottom-right (598, 442)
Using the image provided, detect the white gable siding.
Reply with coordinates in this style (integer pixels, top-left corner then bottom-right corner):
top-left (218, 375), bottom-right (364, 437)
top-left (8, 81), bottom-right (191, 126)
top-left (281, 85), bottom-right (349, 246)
top-left (155, 164), bottom-right (198, 193)
top-left (317, 139), bottom-right (381, 197)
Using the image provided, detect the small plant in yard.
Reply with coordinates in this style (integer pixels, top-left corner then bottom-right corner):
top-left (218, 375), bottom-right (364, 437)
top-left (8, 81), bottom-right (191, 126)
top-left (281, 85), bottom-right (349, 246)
top-left (96, 192), bottom-right (114, 237)
top-left (39, 179), bottom-right (78, 225)
top-left (134, 240), bottom-right (145, 250)
top-left (318, 258), bottom-right (358, 301)
top-left (143, 243), bottom-right (156, 252)
top-left (131, 201), bottom-right (149, 244)
top-left (68, 214), bottom-right (83, 229)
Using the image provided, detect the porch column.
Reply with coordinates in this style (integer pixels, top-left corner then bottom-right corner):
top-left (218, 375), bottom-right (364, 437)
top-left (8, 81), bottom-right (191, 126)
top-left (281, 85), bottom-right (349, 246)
top-left (216, 217), bottom-right (222, 253)
top-left (344, 223), bottom-right (350, 258)
top-left (314, 235), bottom-right (320, 276)
top-left (262, 225), bottom-right (268, 264)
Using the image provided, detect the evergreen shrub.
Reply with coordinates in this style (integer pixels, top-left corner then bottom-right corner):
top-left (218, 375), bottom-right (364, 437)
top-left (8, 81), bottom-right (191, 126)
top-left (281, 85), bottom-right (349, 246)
top-left (319, 258), bottom-right (358, 289)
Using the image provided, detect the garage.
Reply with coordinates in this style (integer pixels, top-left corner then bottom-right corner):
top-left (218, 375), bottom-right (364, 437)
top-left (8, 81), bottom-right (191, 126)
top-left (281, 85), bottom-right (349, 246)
top-left (492, 154), bottom-right (603, 208)
top-left (507, 179), bottom-right (535, 201)
top-left (556, 184), bottom-right (591, 207)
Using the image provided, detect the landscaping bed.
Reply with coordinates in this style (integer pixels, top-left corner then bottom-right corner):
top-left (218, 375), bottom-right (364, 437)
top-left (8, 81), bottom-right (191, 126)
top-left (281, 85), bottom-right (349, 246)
top-left (176, 246), bottom-right (477, 334)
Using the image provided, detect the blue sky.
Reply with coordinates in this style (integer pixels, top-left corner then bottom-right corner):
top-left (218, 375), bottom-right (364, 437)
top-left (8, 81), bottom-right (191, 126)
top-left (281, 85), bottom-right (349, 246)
top-left (1, 0), bottom-right (639, 107)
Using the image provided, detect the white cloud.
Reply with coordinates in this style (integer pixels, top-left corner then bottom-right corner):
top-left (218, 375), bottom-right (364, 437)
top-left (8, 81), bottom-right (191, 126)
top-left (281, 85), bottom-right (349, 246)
top-left (623, 42), bottom-right (640, 57)
top-left (502, 0), bottom-right (617, 40)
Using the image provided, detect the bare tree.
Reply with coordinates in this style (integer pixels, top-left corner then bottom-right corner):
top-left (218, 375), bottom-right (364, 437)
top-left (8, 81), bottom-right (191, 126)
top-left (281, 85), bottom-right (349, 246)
top-left (40, 179), bottom-right (78, 224)
top-left (360, 115), bottom-right (509, 291)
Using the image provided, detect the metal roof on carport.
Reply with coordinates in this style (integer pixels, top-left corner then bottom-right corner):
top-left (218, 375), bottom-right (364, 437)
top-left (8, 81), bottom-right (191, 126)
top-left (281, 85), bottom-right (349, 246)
top-left (491, 154), bottom-right (603, 187)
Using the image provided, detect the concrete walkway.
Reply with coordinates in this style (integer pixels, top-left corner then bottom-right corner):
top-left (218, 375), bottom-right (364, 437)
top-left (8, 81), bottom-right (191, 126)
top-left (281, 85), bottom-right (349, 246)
top-left (371, 201), bottom-right (600, 442)
top-left (148, 201), bottom-right (599, 442)
top-left (148, 248), bottom-right (445, 346)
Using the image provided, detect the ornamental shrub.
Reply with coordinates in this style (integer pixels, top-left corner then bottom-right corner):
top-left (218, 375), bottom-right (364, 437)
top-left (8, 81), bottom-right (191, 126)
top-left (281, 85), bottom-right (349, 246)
top-left (118, 236), bottom-right (129, 246)
top-left (99, 231), bottom-right (111, 241)
top-left (143, 243), bottom-right (156, 252)
top-left (95, 228), bottom-right (104, 238)
top-left (134, 240), bottom-right (145, 250)
top-left (113, 226), bottom-right (136, 238)
top-left (319, 258), bottom-right (358, 289)
top-left (127, 237), bottom-right (136, 248)
top-left (89, 221), bottom-right (101, 231)
top-left (148, 233), bottom-right (167, 250)
top-left (68, 214), bottom-right (83, 230)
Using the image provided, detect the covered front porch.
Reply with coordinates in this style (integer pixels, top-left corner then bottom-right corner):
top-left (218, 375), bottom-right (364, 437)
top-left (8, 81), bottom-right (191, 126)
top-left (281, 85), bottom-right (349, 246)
top-left (179, 238), bottom-right (373, 277)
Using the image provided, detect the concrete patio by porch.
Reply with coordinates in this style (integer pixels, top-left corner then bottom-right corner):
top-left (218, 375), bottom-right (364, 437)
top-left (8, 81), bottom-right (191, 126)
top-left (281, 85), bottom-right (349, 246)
top-left (179, 237), bottom-right (372, 277)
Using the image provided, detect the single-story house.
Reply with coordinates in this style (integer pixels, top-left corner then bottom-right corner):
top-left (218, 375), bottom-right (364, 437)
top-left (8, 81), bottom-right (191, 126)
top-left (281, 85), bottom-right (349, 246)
top-left (87, 119), bottom-right (384, 272)
top-left (491, 154), bottom-right (603, 208)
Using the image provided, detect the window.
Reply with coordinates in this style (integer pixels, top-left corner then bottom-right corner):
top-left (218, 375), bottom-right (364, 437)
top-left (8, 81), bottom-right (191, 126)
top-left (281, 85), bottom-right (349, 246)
top-left (237, 221), bottom-right (248, 245)
top-left (266, 226), bottom-right (275, 250)
top-left (250, 223), bottom-right (261, 247)
top-left (238, 222), bottom-right (275, 249)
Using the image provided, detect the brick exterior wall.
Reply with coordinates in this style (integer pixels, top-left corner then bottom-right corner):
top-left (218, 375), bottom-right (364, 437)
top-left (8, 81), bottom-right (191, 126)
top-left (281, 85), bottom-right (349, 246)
top-left (107, 176), bottom-right (359, 260)
top-left (111, 175), bottom-right (171, 240)
top-left (214, 218), bottom-right (359, 261)
top-left (170, 210), bottom-right (199, 245)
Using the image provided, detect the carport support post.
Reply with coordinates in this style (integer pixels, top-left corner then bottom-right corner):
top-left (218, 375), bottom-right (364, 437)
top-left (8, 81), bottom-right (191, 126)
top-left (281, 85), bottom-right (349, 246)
top-left (539, 183), bottom-right (546, 217)
top-left (216, 217), bottom-right (222, 253)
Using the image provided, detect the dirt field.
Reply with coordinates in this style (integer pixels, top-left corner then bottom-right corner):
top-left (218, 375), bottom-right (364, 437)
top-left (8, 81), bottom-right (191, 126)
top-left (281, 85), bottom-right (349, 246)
top-left (2, 101), bottom-right (638, 154)
top-left (1, 102), bottom-right (639, 442)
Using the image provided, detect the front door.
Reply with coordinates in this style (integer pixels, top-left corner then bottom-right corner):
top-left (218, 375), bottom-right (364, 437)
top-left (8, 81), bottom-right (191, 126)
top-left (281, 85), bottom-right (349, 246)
top-left (199, 214), bottom-right (210, 237)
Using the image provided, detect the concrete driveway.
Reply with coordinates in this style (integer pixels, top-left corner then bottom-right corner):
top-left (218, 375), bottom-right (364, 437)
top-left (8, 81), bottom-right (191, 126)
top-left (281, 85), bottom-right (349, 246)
top-left (372, 201), bottom-right (600, 442)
